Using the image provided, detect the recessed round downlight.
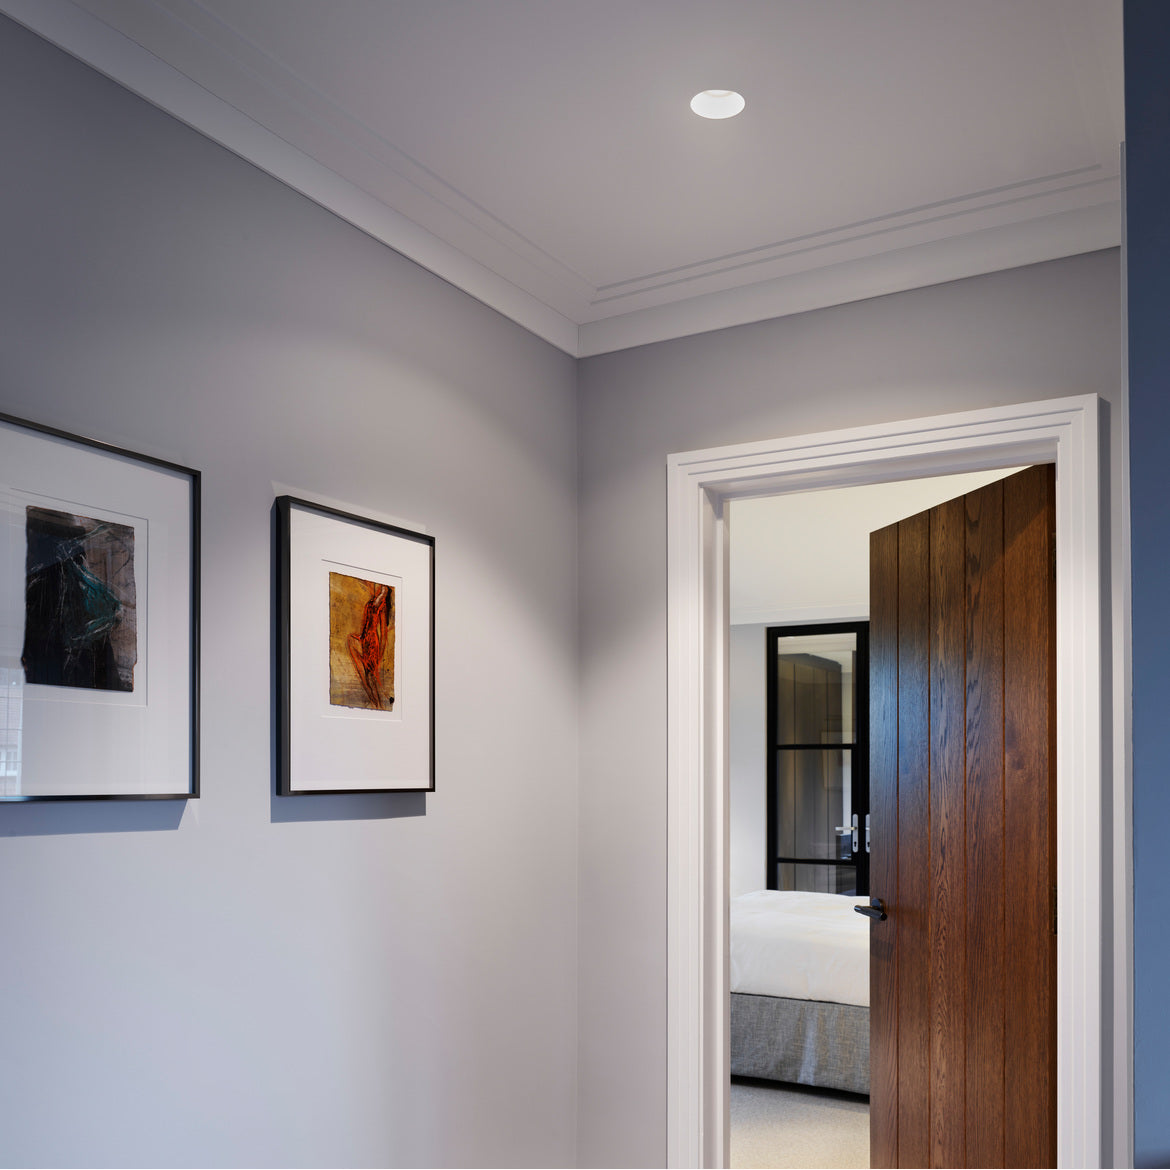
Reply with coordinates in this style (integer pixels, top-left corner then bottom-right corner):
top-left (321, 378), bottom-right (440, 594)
top-left (690, 89), bottom-right (745, 119)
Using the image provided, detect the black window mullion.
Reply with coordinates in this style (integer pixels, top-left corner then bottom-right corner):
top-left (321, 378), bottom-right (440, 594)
top-left (775, 856), bottom-right (855, 866)
top-left (765, 620), bottom-right (870, 896)
top-left (776, 743), bottom-right (856, 750)
top-left (853, 623), bottom-right (870, 896)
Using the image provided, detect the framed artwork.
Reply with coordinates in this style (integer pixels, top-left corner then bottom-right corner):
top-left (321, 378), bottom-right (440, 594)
top-left (0, 411), bottom-right (199, 800)
top-left (276, 496), bottom-right (434, 795)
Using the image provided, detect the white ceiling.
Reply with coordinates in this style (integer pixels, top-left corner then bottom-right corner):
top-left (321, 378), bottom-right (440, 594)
top-left (3, 0), bottom-right (1123, 356)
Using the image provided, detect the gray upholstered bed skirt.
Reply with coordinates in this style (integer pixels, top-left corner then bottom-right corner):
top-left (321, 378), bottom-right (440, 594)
top-left (730, 992), bottom-right (869, 1095)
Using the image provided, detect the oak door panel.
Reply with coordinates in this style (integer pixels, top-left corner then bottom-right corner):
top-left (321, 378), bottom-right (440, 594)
top-left (1002, 466), bottom-right (1057, 1168)
top-left (928, 497), bottom-right (967, 1169)
top-left (868, 465), bottom-right (1055, 1169)
top-left (965, 479), bottom-right (1006, 1170)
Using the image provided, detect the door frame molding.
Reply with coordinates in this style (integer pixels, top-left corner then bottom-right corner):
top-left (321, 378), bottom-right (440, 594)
top-left (666, 394), bottom-right (1121, 1169)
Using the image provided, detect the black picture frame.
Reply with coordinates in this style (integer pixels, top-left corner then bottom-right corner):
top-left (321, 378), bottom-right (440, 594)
top-left (0, 409), bottom-right (200, 801)
top-left (275, 495), bottom-right (435, 795)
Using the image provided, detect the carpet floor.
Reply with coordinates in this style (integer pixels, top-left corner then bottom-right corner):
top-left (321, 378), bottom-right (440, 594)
top-left (729, 1077), bottom-right (869, 1169)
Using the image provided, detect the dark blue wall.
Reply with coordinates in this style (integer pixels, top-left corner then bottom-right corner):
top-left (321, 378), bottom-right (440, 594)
top-left (1125, 3), bottom-right (1170, 1164)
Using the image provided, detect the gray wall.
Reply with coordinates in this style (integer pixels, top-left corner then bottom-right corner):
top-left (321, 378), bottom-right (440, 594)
top-left (0, 18), bottom-right (578, 1169)
top-left (0, 14), bottom-right (1130, 1168)
top-left (577, 249), bottom-right (1124, 1166)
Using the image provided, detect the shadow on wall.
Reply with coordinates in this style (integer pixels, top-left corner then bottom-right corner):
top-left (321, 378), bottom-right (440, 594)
top-left (0, 799), bottom-right (185, 837)
top-left (270, 789), bottom-right (425, 824)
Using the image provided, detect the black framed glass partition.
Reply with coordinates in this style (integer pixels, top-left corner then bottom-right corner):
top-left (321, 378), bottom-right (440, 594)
top-left (766, 621), bottom-right (869, 896)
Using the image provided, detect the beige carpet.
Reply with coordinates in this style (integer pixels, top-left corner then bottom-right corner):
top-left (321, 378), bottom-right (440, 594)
top-left (729, 1078), bottom-right (869, 1169)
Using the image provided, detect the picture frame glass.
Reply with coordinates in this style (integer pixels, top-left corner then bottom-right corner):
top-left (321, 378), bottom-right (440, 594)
top-left (280, 497), bottom-right (434, 794)
top-left (0, 414), bottom-right (198, 799)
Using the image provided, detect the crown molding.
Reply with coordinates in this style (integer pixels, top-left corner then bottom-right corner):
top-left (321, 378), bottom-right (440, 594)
top-left (588, 166), bottom-right (1117, 310)
top-left (0, 0), bottom-right (583, 355)
top-left (62, 0), bottom-right (602, 313)
top-left (45, 0), bottom-right (1119, 329)
top-left (578, 200), bottom-right (1120, 356)
top-left (0, 0), bottom-right (1122, 360)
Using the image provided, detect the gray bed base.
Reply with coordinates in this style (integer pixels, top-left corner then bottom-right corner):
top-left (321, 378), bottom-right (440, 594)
top-left (730, 991), bottom-right (869, 1095)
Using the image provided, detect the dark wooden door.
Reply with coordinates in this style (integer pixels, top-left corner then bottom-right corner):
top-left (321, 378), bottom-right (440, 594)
top-left (868, 464), bottom-right (1056, 1169)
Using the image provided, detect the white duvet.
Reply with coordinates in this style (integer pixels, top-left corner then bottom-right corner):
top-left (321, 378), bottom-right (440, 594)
top-left (730, 890), bottom-right (871, 1007)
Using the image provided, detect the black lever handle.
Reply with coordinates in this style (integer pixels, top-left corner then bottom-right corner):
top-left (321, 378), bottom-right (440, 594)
top-left (854, 897), bottom-right (887, 922)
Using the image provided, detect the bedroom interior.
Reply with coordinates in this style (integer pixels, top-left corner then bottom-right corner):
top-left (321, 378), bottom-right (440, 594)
top-left (727, 467), bottom-right (1026, 1167)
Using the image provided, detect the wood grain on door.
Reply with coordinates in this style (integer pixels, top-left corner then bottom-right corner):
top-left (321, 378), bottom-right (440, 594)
top-left (868, 465), bottom-right (1056, 1169)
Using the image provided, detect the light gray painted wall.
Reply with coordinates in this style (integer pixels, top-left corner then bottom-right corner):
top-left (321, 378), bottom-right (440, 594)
top-left (0, 18), bottom-right (578, 1169)
top-left (577, 248), bottom-right (1123, 1166)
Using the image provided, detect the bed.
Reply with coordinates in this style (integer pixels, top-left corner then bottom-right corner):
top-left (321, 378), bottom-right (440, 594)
top-left (730, 889), bottom-right (870, 1095)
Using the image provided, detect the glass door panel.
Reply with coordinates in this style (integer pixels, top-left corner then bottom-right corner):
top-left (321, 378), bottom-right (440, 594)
top-left (775, 750), bottom-right (851, 861)
top-left (767, 623), bottom-right (869, 895)
top-left (773, 862), bottom-right (859, 896)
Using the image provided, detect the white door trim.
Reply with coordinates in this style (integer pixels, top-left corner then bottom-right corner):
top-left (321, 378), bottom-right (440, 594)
top-left (666, 394), bottom-right (1118, 1169)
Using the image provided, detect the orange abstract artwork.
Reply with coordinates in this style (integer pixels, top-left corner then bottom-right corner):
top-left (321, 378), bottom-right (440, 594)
top-left (328, 572), bottom-right (395, 711)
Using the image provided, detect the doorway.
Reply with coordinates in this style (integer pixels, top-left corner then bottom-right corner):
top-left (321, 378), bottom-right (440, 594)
top-left (665, 395), bottom-right (1116, 1168)
top-left (726, 468), bottom-right (1029, 1168)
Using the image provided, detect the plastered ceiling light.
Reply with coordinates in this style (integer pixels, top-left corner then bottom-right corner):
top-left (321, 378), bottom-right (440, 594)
top-left (690, 89), bottom-right (745, 119)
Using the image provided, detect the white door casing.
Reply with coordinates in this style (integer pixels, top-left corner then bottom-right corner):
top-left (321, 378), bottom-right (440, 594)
top-left (665, 394), bottom-right (1126, 1168)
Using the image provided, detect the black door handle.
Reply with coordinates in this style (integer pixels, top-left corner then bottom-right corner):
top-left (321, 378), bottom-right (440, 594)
top-left (854, 897), bottom-right (887, 921)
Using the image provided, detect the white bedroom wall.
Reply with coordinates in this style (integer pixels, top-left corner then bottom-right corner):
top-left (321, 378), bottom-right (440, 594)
top-left (729, 470), bottom-right (1025, 626)
top-left (0, 17), bottom-right (578, 1168)
top-left (729, 622), bottom-right (768, 899)
top-left (577, 248), bottom-right (1124, 1167)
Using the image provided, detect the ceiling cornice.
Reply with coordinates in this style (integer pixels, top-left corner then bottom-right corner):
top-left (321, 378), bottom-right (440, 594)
top-left (578, 201), bottom-right (1119, 356)
top-left (0, 0), bottom-right (1122, 358)
top-left (0, 0), bottom-right (583, 353)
